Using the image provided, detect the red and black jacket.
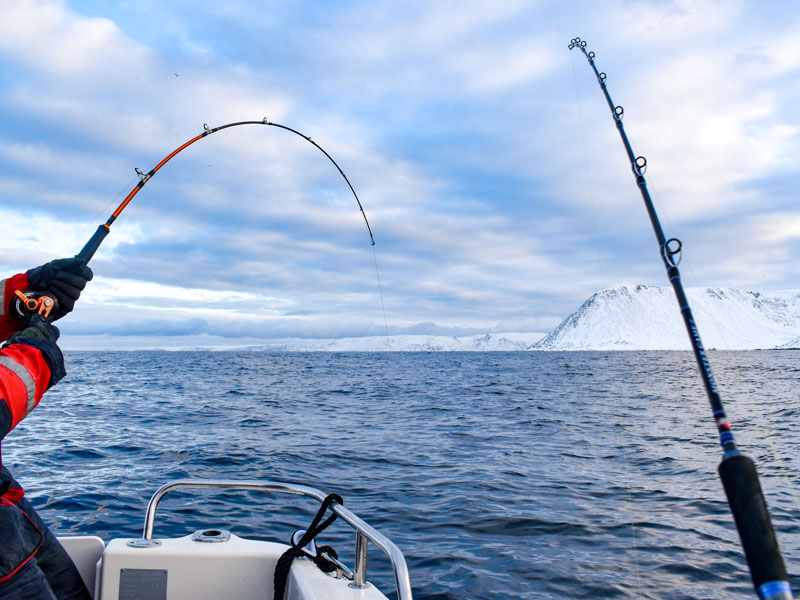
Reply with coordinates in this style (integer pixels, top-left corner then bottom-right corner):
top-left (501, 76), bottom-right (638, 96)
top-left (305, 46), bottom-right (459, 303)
top-left (0, 273), bottom-right (74, 586)
top-left (0, 272), bottom-right (64, 501)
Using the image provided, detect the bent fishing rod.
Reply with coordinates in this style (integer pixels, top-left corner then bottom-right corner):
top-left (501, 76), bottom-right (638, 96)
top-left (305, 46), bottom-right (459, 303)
top-left (11, 119), bottom-right (376, 322)
top-left (78, 118), bottom-right (375, 262)
top-left (569, 38), bottom-right (792, 600)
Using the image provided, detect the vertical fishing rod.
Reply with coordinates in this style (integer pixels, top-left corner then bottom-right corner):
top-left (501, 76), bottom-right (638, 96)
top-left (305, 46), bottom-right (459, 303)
top-left (569, 38), bottom-right (792, 600)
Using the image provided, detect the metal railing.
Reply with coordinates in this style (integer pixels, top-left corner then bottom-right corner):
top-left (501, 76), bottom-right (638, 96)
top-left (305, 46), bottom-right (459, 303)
top-left (132, 479), bottom-right (413, 600)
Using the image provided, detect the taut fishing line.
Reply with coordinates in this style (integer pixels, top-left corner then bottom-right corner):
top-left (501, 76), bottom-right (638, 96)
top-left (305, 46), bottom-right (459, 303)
top-left (55, 173), bottom-right (140, 259)
top-left (569, 50), bottom-right (606, 285)
top-left (569, 49), bottom-right (643, 598)
top-left (372, 246), bottom-right (391, 339)
top-left (570, 37), bottom-right (793, 600)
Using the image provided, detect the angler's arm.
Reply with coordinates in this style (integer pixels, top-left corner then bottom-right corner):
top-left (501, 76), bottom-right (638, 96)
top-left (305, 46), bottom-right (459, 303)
top-left (0, 312), bottom-right (67, 443)
top-left (0, 341), bottom-right (58, 441)
top-left (0, 259), bottom-right (89, 439)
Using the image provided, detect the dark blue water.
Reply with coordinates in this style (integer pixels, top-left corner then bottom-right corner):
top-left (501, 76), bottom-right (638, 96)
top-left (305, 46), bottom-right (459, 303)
top-left (3, 351), bottom-right (798, 599)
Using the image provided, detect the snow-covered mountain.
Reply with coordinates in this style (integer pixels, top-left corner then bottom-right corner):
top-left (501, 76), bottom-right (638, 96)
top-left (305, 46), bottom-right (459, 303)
top-left (246, 332), bottom-right (546, 352)
top-left (535, 285), bottom-right (800, 351)
top-left (232, 285), bottom-right (799, 352)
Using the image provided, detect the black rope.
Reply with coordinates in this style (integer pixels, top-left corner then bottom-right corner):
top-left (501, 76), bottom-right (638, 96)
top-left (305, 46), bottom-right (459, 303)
top-left (273, 493), bottom-right (343, 600)
top-left (314, 545), bottom-right (340, 573)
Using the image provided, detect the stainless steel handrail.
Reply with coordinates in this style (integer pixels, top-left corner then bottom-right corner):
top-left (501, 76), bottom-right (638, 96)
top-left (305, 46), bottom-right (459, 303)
top-left (135, 479), bottom-right (413, 600)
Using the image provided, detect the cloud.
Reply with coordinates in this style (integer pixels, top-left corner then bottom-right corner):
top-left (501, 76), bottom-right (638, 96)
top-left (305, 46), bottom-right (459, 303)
top-left (0, 0), bottom-right (153, 81)
top-left (616, 0), bottom-right (739, 41)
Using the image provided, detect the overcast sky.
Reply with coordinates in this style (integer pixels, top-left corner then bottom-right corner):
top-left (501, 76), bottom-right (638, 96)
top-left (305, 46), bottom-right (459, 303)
top-left (1, 0), bottom-right (798, 349)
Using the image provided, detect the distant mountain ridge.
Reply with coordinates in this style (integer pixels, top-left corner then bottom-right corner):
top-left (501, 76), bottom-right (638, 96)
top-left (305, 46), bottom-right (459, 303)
top-left (246, 332), bottom-right (546, 352)
top-left (534, 285), bottom-right (800, 351)
top-left (233, 285), bottom-right (800, 352)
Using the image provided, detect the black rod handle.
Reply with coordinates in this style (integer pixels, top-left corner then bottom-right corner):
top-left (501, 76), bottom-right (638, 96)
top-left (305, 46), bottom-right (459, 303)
top-left (76, 224), bottom-right (110, 263)
top-left (719, 454), bottom-right (792, 598)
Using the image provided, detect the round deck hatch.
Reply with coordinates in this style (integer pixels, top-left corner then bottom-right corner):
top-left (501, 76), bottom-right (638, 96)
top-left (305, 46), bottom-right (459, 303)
top-left (192, 529), bottom-right (231, 543)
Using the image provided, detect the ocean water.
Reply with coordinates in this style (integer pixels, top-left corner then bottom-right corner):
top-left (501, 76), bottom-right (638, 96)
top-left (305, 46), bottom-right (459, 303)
top-left (3, 350), bottom-right (798, 599)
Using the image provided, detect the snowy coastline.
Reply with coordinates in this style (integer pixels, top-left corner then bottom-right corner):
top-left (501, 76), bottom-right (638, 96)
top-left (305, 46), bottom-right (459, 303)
top-left (63, 286), bottom-right (800, 352)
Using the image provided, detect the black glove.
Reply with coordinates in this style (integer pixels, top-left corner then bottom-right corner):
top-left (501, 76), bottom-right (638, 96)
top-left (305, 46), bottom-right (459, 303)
top-left (27, 257), bottom-right (93, 321)
top-left (5, 315), bottom-right (65, 386)
top-left (10, 314), bottom-right (60, 344)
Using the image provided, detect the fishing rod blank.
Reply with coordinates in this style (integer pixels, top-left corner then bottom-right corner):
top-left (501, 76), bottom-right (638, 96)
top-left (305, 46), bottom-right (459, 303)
top-left (77, 119), bottom-right (375, 262)
top-left (569, 38), bottom-right (792, 600)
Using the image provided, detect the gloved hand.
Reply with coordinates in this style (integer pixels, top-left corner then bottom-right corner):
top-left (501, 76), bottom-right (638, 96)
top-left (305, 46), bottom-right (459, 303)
top-left (9, 314), bottom-right (60, 344)
top-left (27, 257), bottom-right (93, 321)
top-left (5, 314), bottom-right (65, 386)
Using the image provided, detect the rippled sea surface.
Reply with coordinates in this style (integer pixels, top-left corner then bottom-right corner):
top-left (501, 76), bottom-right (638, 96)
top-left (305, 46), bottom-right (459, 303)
top-left (4, 351), bottom-right (799, 599)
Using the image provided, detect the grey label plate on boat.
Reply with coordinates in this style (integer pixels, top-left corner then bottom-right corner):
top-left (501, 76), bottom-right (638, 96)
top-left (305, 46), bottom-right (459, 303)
top-left (119, 568), bottom-right (167, 600)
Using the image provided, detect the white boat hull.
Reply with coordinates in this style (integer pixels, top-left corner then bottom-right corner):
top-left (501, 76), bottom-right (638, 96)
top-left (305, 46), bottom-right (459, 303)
top-left (61, 532), bottom-right (390, 600)
top-left (56, 479), bottom-right (412, 600)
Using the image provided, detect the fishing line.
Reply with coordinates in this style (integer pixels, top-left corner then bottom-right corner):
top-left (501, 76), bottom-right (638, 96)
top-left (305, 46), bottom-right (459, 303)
top-left (569, 50), bottom-right (607, 286)
top-left (570, 37), bottom-right (793, 600)
top-left (570, 50), bottom-right (643, 598)
top-left (55, 173), bottom-right (140, 259)
top-left (371, 246), bottom-right (391, 339)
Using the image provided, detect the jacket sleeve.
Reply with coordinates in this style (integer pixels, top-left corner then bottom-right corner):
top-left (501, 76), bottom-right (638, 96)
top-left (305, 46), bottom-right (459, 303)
top-left (0, 343), bottom-right (53, 441)
top-left (0, 273), bottom-right (29, 342)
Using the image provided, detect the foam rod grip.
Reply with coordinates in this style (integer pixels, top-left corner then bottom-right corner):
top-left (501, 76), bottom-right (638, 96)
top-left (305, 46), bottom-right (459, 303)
top-left (75, 224), bottom-right (110, 263)
top-left (718, 454), bottom-right (790, 594)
